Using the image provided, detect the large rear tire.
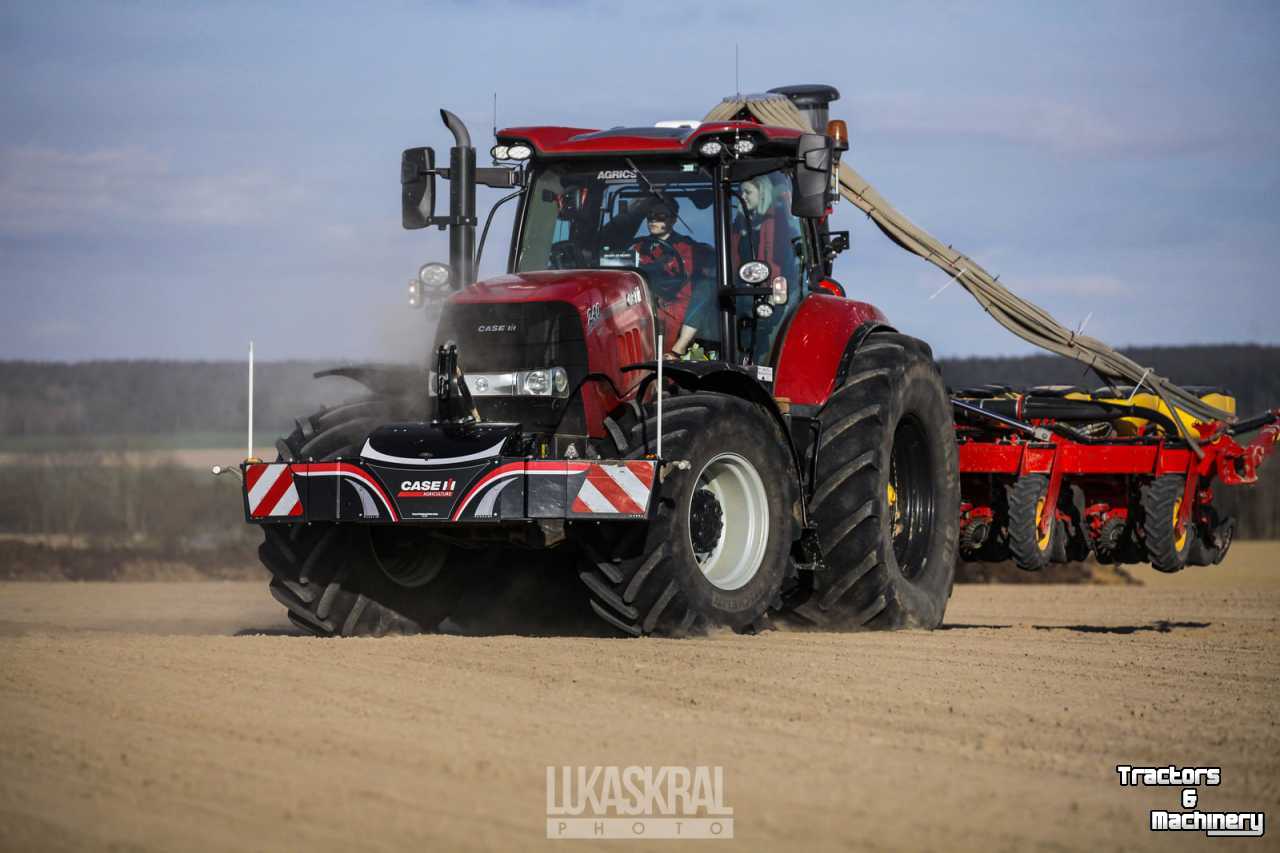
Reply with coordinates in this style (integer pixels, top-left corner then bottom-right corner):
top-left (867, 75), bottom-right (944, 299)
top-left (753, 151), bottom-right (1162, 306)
top-left (257, 395), bottom-right (473, 636)
top-left (790, 333), bottom-right (959, 629)
top-left (577, 392), bottom-right (798, 637)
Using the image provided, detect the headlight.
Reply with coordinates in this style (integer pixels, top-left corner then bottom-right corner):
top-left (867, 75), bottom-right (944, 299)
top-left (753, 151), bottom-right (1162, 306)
top-left (698, 140), bottom-right (724, 157)
top-left (506, 144), bottom-right (533, 160)
top-left (522, 369), bottom-right (549, 396)
top-left (418, 262), bottom-right (451, 290)
top-left (519, 367), bottom-right (570, 397)
top-left (738, 261), bottom-right (769, 284)
top-left (490, 144), bottom-right (509, 160)
top-left (733, 137), bottom-right (756, 154)
top-left (441, 367), bottom-right (571, 398)
top-left (551, 367), bottom-right (569, 395)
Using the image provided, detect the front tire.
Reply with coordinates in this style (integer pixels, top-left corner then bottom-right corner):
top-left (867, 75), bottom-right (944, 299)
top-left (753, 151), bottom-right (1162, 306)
top-left (577, 392), bottom-right (798, 636)
top-left (790, 333), bottom-right (959, 629)
top-left (257, 395), bottom-right (474, 636)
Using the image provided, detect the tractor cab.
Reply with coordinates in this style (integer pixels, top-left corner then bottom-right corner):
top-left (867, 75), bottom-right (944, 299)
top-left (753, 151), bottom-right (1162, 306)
top-left (502, 130), bottom-right (826, 365)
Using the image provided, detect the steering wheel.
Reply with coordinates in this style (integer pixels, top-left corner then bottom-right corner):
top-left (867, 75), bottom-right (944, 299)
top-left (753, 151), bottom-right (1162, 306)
top-left (549, 240), bottom-right (584, 270)
top-left (631, 236), bottom-right (688, 298)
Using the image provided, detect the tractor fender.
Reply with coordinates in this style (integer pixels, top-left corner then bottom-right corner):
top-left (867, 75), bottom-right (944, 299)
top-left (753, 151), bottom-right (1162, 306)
top-left (772, 294), bottom-right (895, 408)
top-left (314, 364), bottom-right (430, 419)
top-left (314, 364), bottom-right (427, 398)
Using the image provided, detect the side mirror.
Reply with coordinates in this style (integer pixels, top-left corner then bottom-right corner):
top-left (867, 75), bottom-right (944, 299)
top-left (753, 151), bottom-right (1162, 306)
top-left (792, 133), bottom-right (834, 219)
top-left (401, 147), bottom-right (436, 229)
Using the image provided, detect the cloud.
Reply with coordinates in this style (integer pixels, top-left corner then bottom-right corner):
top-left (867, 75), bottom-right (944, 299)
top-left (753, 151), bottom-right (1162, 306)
top-left (0, 145), bottom-right (304, 234)
top-left (848, 92), bottom-right (1266, 158)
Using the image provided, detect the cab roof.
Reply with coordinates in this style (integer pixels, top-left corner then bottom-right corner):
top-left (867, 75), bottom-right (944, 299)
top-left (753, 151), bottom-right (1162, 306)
top-left (495, 121), bottom-right (804, 157)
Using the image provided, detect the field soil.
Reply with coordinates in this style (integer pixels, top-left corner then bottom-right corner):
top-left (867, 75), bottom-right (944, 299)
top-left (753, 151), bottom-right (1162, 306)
top-left (0, 543), bottom-right (1277, 852)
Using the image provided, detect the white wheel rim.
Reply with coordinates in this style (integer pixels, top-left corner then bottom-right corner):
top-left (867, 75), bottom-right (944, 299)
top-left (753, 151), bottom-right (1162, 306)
top-left (688, 452), bottom-right (770, 591)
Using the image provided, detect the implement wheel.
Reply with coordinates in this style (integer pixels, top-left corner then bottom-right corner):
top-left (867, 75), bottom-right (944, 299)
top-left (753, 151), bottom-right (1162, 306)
top-left (1007, 475), bottom-right (1058, 571)
top-left (789, 332), bottom-right (958, 630)
top-left (1142, 475), bottom-right (1192, 572)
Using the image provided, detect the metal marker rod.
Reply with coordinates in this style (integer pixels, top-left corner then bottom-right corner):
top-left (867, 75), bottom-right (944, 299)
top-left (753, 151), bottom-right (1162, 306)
top-left (247, 341), bottom-right (254, 460)
top-left (656, 334), bottom-right (664, 461)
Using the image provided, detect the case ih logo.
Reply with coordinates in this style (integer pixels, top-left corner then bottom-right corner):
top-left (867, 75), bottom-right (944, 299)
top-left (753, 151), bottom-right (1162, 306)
top-left (477, 324), bottom-right (517, 333)
top-left (398, 478), bottom-right (457, 498)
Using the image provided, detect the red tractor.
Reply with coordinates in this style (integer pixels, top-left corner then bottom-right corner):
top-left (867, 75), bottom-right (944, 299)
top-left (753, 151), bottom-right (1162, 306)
top-left (244, 85), bottom-right (1280, 635)
top-left (247, 85), bottom-right (960, 636)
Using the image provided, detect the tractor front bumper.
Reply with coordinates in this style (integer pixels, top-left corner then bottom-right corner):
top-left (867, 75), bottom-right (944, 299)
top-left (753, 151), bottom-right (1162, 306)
top-left (241, 421), bottom-right (656, 525)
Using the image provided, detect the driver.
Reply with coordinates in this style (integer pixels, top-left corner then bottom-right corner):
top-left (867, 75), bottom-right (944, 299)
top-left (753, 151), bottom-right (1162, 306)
top-left (632, 200), bottom-right (698, 358)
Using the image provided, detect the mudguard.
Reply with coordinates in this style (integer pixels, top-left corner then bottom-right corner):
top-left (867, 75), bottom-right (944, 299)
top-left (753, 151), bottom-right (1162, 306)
top-left (772, 294), bottom-right (892, 408)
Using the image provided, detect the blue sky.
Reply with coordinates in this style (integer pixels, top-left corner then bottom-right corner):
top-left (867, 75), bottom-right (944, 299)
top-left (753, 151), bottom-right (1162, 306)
top-left (2, 0), bottom-right (1278, 362)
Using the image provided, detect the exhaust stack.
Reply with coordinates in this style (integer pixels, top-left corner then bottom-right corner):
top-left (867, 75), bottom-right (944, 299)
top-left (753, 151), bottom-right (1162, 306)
top-left (441, 110), bottom-right (477, 288)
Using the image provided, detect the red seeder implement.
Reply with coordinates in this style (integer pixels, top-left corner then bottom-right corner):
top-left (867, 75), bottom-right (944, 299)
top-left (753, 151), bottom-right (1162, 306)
top-left (951, 389), bottom-right (1280, 572)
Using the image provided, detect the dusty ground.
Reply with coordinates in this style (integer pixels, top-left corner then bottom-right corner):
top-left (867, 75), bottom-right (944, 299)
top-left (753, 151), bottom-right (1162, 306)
top-left (0, 543), bottom-right (1277, 852)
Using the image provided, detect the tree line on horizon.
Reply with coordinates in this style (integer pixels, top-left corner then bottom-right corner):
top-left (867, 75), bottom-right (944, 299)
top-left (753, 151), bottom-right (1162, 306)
top-left (0, 346), bottom-right (1275, 537)
top-left (2, 345), bottom-right (1277, 436)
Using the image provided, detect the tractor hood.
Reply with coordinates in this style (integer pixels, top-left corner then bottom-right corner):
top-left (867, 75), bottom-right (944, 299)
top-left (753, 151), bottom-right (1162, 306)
top-left (435, 270), bottom-right (657, 438)
top-left (450, 269), bottom-right (648, 312)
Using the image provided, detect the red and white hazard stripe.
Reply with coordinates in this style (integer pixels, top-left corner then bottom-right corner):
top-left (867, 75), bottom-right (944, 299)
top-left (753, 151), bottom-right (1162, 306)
top-left (571, 462), bottom-right (655, 516)
top-left (245, 463), bottom-right (302, 518)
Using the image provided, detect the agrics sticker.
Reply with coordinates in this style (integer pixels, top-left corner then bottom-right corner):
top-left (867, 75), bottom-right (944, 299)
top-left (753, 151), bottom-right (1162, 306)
top-left (596, 169), bottom-right (636, 182)
top-left (398, 478), bottom-right (457, 498)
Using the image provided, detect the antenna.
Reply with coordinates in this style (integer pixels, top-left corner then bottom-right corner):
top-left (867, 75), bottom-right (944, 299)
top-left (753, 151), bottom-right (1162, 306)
top-left (734, 44), bottom-right (740, 96)
top-left (246, 340), bottom-right (255, 461)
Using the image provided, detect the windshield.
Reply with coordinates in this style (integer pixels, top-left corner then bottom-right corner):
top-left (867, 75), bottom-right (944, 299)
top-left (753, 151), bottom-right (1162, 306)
top-left (514, 159), bottom-right (813, 364)
top-left (517, 159), bottom-right (721, 355)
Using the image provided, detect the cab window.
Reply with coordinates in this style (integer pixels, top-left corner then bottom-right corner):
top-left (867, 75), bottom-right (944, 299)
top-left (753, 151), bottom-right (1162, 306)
top-left (728, 169), bottom-right (812, 364)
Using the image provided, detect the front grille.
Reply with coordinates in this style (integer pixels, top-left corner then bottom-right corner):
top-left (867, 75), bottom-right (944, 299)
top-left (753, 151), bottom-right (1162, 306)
top-left (435, 301), bottom-right (587, 432)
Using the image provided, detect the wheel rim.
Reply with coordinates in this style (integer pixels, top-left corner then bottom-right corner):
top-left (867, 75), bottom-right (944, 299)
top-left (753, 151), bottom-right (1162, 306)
top-left (1172, 497), bottom-right (1188, 551)
top-left (1035, 497), bottom-right (1052, 551)
top-left (888, 417), bottom-right (937, 578)
top-left (687, 452), bottom-right (769, 591)
top-left (369, 528), bottom-right (447, 588)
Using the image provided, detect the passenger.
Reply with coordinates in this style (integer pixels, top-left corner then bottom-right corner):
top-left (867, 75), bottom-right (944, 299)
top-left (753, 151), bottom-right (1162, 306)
top-left (733, 175), bottom-right (783, 280)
